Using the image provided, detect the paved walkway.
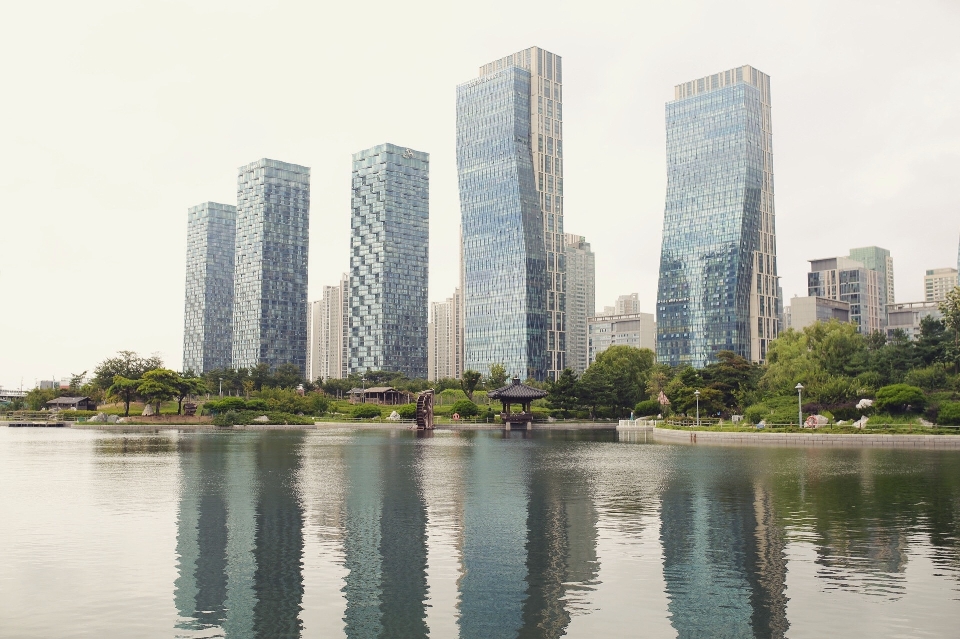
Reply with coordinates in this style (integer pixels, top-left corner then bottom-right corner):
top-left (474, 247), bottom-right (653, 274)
top-left (650, 426), bottom-right (960, 449)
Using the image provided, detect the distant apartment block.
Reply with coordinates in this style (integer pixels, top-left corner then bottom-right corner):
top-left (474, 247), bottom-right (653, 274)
top-left (183, 202), bottom-right (236, 373)
top-left (924, 268), bottom-right (958, 303)
top-left (784, 296), bottom-right (850, 331)
top-left (887, 301), bottom-right (943, 341)
top-left (232, 159), bottom-right (311, 375)
top-left (428, 288), bottom-right (463, 381)
top-left (808, 256), bottom-right (882, 335)
top-left (563, 234), bottom-right (595, 374)
top-left (307, 273), bottom-right (348, 382)
top-left (349, 143), bottom-right (429, 378)
top-left (849, 246), bottom-right (895, 309)
top-left (587, 312), bottom-right (656, 365)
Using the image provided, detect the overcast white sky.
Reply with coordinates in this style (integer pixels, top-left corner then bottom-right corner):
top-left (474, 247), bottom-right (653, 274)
top-left (2, 0), bottom-right (958, 389)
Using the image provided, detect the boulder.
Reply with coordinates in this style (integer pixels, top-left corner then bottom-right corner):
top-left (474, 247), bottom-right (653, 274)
top-left (91, 412), bottom-right (107, 423)
top-left (253, 415), bottom-right (270, 423)
top-left (387, 411), bottom-right (401, 421)
top-left (804, 415), bottom-right (829, 428)
top-left (853, 416), bottom-right (869, 429)
top-left (117, 417), bottom-right (128, 423)
top-left (107, 414), bottom-right (119, 423)
top-left (141, 404), bottom-right (155, 416)
top-left (856, 398), bottom-right (874, 410)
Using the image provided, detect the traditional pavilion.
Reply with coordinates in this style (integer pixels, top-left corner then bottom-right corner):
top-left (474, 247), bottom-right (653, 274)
top-left (487, 377), bottom-right (548, 430)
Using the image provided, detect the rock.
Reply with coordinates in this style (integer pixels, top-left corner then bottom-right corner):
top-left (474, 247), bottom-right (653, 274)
top-left (387, 411), bottom-right (401, 421)
top-left (804, 415), bottom-right (829, 428)
top-left (107, 414), bottom-right (119, 423)
top-left (141, 404), bottom-right (155, 416)
top-left (91, 412), bottom-right (107, 423)
top-left (919, 418), bottom-right (933, 427)
top-left (853, 416), bottom-right (869, 429)
top-left (856, 398), bottom-right (874, 410)
top-left (253, 415), bottom-right (270, 423)
top-left (117, 417), bottom-right (128, 423)
top-left (836, 420), bottom-right (846, 425)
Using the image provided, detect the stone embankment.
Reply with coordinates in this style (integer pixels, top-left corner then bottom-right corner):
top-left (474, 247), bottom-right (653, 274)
top-left (650, 426), bottom-right (960, 449)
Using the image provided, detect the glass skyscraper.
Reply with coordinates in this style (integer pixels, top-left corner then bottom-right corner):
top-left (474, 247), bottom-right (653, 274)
top-left (348, 143), bottom-right (429, 379)
top-left (457, 62), bottom-right (548, 381)
top-left (232, 158), bottom-right (311, 375)
top-left (182, 202), bottom-right (236, 373)
top-left (656, 65), bottom-right (779, 367)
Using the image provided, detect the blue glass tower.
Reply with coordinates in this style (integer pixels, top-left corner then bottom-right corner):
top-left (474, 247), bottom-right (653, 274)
top-left (457, 64), bottom-right (548, 381)
top-left (183, 202), bottom-right (236, 373)
top-left (349, 144), bottom-right (429, 378)
top-left (232, 159), bottom-right (311, 375)
top-left (656, 65), bottom-right (779, 367)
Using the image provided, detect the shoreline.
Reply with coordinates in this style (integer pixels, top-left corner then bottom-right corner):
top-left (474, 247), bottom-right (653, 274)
top-left (649, 426), bottom-right (960, 449)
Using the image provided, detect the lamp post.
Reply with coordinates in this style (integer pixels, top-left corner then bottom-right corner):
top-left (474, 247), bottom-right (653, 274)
top-left (694, 390), bottom-right (700, 427)
top-left (796, 383), bottom-right (804, 428)
top-left (361, 374), bottom-right (366, 404)
top-left (219, 377), bottom-right (223, 397)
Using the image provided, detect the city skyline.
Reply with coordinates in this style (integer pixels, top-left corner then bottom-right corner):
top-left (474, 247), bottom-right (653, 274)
top-left (3, 0), bottom-right (960, 386)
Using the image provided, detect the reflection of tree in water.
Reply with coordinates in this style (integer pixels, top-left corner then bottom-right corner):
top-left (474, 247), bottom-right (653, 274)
top-left (769, 448), bottom-right (960, 596)
top-left (95, 434), bottom-right (177, 455)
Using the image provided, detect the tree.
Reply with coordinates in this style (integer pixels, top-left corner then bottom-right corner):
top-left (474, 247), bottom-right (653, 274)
top-left (271, 363), bottom-right (303, 389)
top-left (874, 383), bottom-right (926, 414)
top-left (107, 376), bottom-right (140, 416)
top-left (939, 287), bottom-right (960, 372)
top-left (137, 369), bottom-right (179, 415)
top-left (25, 387), bottom-right (59, 410)
top-left (701, 351), bottom-right (761, 413)
top-left (546, 368), bottom-right (579, 415)
top-left (915, 316), bottom-right (948, 367)
top-left (173, 374), bottom-right (207, 415)
top-left (451, 399), bottom-right (480, 417)
top-left (488, 363), bottom-right (508, 389)
top-left (580, 346), bottom-right (655, 417)
top-left (461, 370), bottom-right (482, 401)
top-left (93, 351), bottom-right (162, 389)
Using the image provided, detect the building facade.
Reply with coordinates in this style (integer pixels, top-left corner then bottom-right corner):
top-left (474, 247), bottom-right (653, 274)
top-left (849, 246), bottom-right (895, 309)
top-left (924, 268), bottom-right (958, 303)
top-left (587, 312), bottom-right (656, 365)
top-left (427, 288), bottom-right (463, 381)
top-left (656, 65), bottom-right (779, 368)
top-left (232, 159), bottom-right (311, 374)
top-left (348, 143), bottom-right (429, 379)
top-left (457, 62), bottom-right (548, 380)
top-left (563, 234), bottom-right (595, 374)
top-left (784, 296), bottom-right (850, 331)
top-left (886, 301), bottom-right (943, 341)
top-left (807, 256), bottom-right (882, 335)
top-left (183, 202), bottom-right (236, 373)
top-left (614, 293), bottom-right (640, 315)
top-left (307, 274), bottom-right (348, 382)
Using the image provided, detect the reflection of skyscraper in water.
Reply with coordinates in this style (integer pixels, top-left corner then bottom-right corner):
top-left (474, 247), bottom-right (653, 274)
top-left (660, 464), bottom-right (788, 638)
top-left (174, 432), bottom-right (306, 637)
top-left (251, 432), bottom-right (306, 636)
top-left (175, 434), bottom-right (258, 636)
top-left (458, 434), bottom-right (531, 638)
top-left (518, 453), bottom-right (600, 638)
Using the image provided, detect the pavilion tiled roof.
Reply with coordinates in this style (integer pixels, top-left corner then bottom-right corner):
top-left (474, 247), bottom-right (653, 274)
top-left (487, 378), bottom-right (548, 401)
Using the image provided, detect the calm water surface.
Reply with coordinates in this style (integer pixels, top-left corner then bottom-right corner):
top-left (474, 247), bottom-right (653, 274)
top-left (1, 427), bottom-right (959, 638)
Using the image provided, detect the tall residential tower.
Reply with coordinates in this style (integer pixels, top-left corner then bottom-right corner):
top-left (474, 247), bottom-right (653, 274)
top-left (458, 46), bottom-right (562, 380)
top-left (656, 65), bottom-right (779, 367)
top-left (182, 202), bottom-right (236, 373)
top-left (563, 234), bottom-right (594, 374)
top-left (348, 143), bottom-right (429, 378)
top-left (232, 159), bottom-right (311, 374)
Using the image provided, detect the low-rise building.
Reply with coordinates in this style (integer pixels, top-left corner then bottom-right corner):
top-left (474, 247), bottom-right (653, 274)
top-left (45, 397), bottom-right (97, 411)
top-left (785, 296), bottom-right (851, 331)
top-left (587, 312), bottom-right (656, 365)
top-left (886, 301), bottom-right (943, 341)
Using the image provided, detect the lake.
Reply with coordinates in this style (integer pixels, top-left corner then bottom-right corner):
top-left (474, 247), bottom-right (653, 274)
top-left (1, 427), bottom-right (958, 638)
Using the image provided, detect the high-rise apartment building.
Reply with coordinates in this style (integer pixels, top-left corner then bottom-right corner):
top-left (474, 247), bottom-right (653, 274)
top-left (615, 293), bottom-right (640, 316)
top-left (307, 274), bottom-right (348, 382)
top-left (656, 65), bottom-right (779, 367)
top-left (563, 234), bottom-right (595, 374)
top-left (587, 312), bottom-right (656, 365)
top-left (348, 143), bottom-right (429, 379)
top-left (232, 159), bottom-right (311, 374)
top-left (182, 202), bottom-right (236, 373)
top-left (427, 288), bottom-right (463, 381)
top-left (924, 268), bottom-right (958, 303)
top-left (849, 246), bottom-right (895, 307)
top-left (457, 55), bottom-right (549, 380)
top-left (808, 256), bottom-right (882, 334)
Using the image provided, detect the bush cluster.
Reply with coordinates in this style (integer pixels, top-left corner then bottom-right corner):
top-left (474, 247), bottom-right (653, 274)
top-left (205, 390), bottom-right (327, 416)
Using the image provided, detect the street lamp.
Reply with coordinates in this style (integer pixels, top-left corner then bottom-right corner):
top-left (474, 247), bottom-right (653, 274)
top-left (360, 374), bottom-right (366, 404)
top-left (795, 383), bottom-right (804, 428)
top-left (694, 389), bottom-right (701, 427)
top-left (219, 377), bottom-right (223, 397)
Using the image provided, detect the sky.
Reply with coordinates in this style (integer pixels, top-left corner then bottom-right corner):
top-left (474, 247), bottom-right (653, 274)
top-left (1, 0), bottom-right (958, 389)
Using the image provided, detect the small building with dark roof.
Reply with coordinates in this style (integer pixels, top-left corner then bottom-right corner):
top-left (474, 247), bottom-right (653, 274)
top-left (347, 387), bottom-right (411, 405)
top-left (487, 377), bottom-right (548, 430)
top-left (45, 396), bottom-right (97, 411)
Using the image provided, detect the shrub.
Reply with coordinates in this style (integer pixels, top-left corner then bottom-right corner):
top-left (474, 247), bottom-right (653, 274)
top-left (875, 384), bottom-right (926, 414)
top-left (634, 399), bottom-right (661, 416)
top-left (396, 403), bottom-right (417, 419)
top-left (208, 397), bottom-right (247, 413)
top-left (245, 398), bottom-right (268, 411)
top-left (308, 394), bottom-right (329, 415)
top-left (213, 410), bottom-right (250, 426)
top-left (451, 399), bottom-right (480, 417)
top-left (904, 366), bottom-right (948, 392)
top-left (937, 401), bottom-right (960, 426)
top-left (352, 403), bottom-right (382, 419)
top-left (745, 395), bottom-right (801, 425)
